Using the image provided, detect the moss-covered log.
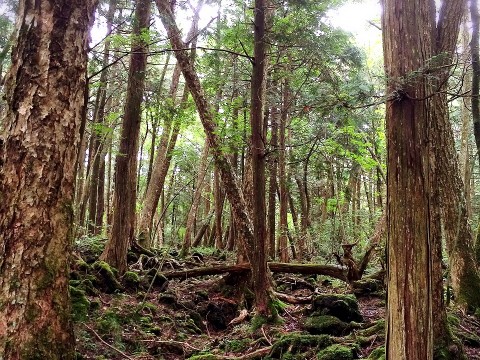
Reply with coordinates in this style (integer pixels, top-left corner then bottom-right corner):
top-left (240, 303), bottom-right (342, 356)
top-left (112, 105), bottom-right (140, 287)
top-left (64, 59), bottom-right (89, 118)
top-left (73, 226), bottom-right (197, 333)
top-left (161, 262), bottom-right (348, 281)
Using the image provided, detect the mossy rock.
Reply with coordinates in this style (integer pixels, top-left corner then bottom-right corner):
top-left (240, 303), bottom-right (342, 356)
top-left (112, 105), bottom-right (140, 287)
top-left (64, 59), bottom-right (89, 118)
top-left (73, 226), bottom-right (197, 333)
top-left (305, 315), bottom-right (351, 336)
top-left (70, 285), bottom-right (90, 322)
top-left (92, 261), bottom-right (123, 293)
top-left (311, 294), bottom-right (363, 323)
top-left (123, 271), bottom-right (140, 290)
top-left (367, 346), bottom-right (385, 360)
top-left (352, 278), bottom-right (384, 297)
top-left (317, 344), bottom-right (358, 360)
top-left (145, 269), bottom-right (169, 290)
top-left (270, 333), bottom-right (333, 358)
top-left (158, 292), bottom-right (178, 306)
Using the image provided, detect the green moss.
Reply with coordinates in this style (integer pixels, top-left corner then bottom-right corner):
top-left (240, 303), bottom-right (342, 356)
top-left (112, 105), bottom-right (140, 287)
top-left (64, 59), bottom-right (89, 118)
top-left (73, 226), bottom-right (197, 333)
top-left (223, 339), bottom-right (250, 353)
top-left (367, 346), bottom-right (385, 360)
top-left (270, 333), bottom-right (332, 358)
top-left (305, 315), bottom-right (350, 336)
top-left (17, 326), bottom-right (75, 360)
top-left (123, 271), bottom-right (140, 284)
top-left (357, 319), bottom-right (385, 337)
top-left (187, 354), bottom-right (218, 360)
top-left (317, 344), bottom-right (357, 360)
top-left (96, 310), bottom-right (121, 339)
top-left (92, 261), bottom-right (122, 293)
top-left (70, 285), bottom-right (90, 322)
top-left (447, 313), bottom-right (460, 327)
top-left (457, 267), bottom-right (480, 310)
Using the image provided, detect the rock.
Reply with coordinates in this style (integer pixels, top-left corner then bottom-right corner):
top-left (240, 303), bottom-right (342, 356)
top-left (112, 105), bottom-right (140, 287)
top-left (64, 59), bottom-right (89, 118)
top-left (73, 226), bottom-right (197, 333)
top-left (352, 278), bottom-right (384, 297)
top-left (304, 315), bottom-right (351, 336)
top-left (311, 294), bottom-right (363, 322)
top-left (122, 271), bottom-right (140, 290)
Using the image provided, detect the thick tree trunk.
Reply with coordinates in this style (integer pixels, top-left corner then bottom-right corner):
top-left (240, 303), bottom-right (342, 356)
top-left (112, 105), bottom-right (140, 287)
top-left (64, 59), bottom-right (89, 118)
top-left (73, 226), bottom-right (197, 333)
top-left (383, 0), bottom-right (469, 358)
top-left (100, 0), bottom-right (150, 274)
top-left (382, 1), bottom-right (436, 358)
top-left (0, 0), bottom-right (97, 357)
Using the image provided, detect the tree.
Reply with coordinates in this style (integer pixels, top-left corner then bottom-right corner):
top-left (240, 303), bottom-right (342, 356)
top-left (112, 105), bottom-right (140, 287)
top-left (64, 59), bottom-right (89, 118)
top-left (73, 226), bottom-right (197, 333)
top-left (382, 0), bottom-right (467, 357)
top-left (100, 0), bottom-right (151, 274)
top-left (0, 0), bottom-right (97, 357)
top-left (88, 0), bottom-right (117, 236)
top-left (156, 0), bottom-right (276, 317)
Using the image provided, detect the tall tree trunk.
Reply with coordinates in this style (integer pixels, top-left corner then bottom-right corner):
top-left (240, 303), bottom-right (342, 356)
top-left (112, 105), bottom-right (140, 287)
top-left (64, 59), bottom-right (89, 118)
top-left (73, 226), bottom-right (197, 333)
top-left (435, 1), bottom-right (480, 310)
top-left (383, 1), bottom-right (436, 358)
top-left (137, 4), bottom-right (202, 245)
top-left (156, 0), bottom-right (275, 317)
top-left (182, 142), bottom-right (210, 255)
top-left (383, 0), bottom-right (470, 358)
top-left (470, 0), bottom-right (480, 262)
top-left (214, 166), bottom-right (226, 249)
top-left (0, 0), bottom-right (97, 357)
top-left (278, 81), bottom-right (289, 262)
top-left (249, 0), bottom-right (270, 316)
top-left (267, 106), bottom-right (279, 259)
top-left (100, 0), bottom-right (151, 274)
top-left (88, 0), bottom-right (117, 235)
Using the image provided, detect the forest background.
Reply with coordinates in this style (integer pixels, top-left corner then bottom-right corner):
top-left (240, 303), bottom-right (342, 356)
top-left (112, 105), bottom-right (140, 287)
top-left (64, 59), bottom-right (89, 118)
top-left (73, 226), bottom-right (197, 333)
top-left (1, 0), bottom-right (480, 359)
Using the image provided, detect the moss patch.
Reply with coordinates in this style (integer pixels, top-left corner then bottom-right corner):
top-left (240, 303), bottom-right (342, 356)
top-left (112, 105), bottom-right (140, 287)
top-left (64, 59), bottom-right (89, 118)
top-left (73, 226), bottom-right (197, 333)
top-left (317, 344), bottom-right (358, 360)
top-left (305, 315), bottom-right (351, 336)
top-left (270, 333), bottom-right (333, 358)
top-left (311, 294), bottom-right (363, 323)
top-left (70, 285), bottom-right (90, 322)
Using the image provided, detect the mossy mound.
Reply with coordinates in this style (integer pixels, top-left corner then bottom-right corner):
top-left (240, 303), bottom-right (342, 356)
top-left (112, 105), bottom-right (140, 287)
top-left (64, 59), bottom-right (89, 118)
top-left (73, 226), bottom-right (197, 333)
top-left (305, 315), bottom-right (352, 336)
top-left (367, 346), bottom-right (385, 360)
top-left (123, 271), bottom-right (140, 290)
top-left (317, 344), bottom-right (358, 360)
top-left (352, 278), bottom-right (384, 297)
top-left (269, 333), bottom-right (333, 359)
top-left (311, 294), bottom-right (363, 323)
top-left (92, 261), bottom-right (123, 293)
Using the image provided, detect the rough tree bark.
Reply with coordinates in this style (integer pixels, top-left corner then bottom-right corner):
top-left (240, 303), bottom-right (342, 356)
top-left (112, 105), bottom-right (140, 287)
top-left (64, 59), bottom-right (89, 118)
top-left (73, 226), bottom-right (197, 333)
top-left (382, 0), bottom-right (468, 358)
top-left (0, 0), bottom-right (97, 357)
top-left (100, 0), bottom-right (150, 274)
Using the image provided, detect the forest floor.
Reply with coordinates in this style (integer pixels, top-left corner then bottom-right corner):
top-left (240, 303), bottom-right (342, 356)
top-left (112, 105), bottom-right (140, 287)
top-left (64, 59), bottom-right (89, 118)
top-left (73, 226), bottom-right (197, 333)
top-left (72, 245), bottom-right (480, 360)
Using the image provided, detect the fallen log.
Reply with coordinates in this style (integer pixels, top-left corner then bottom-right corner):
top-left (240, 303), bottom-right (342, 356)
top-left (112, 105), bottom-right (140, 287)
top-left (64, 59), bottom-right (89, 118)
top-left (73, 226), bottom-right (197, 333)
top-left (161, 262), bottom-right (347, 281)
